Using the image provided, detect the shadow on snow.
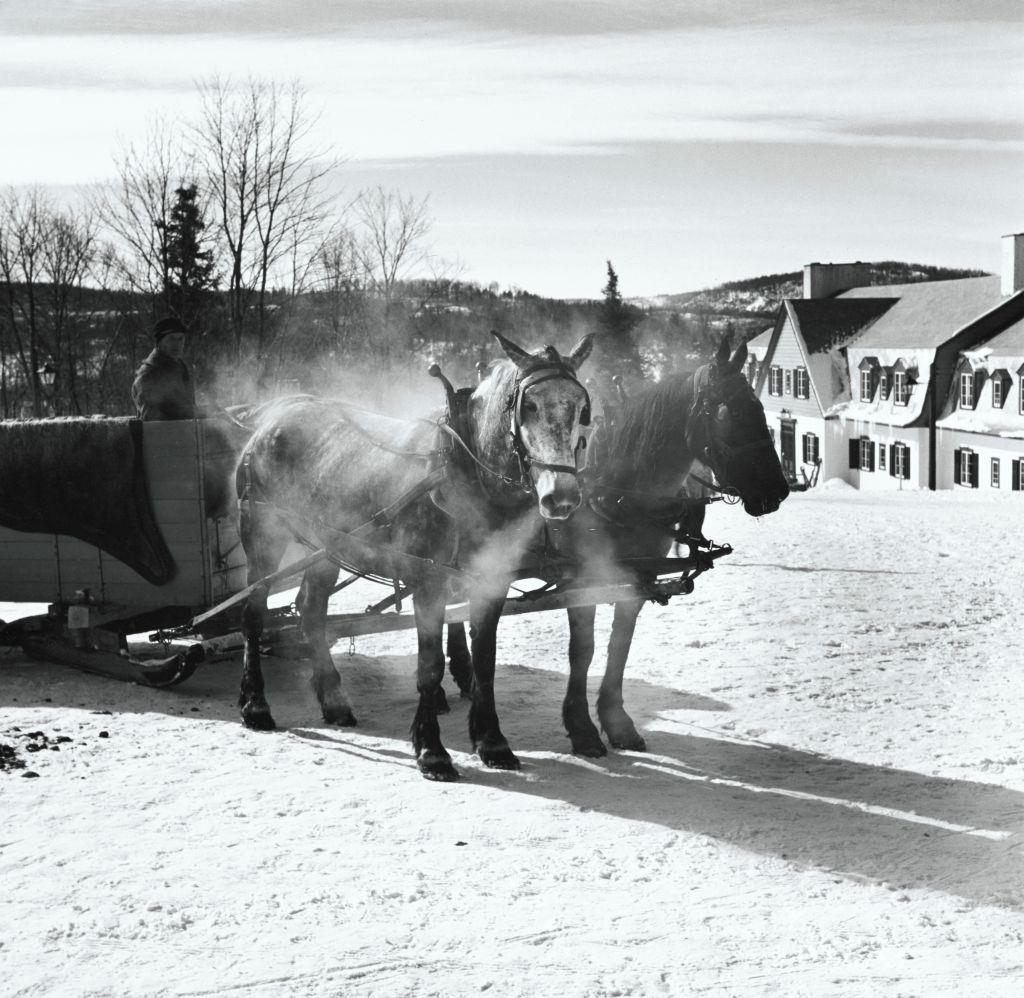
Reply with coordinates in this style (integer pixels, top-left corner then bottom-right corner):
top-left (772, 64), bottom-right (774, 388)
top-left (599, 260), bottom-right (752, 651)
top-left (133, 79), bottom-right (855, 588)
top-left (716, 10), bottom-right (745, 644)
top-left (2, 649), bottom-right (1021, 910)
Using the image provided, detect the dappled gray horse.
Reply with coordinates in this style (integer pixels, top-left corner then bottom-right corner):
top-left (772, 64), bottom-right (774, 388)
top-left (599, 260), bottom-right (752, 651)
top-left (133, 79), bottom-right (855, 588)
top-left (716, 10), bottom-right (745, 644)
top-left (235, 332), bottom-right (593, 780)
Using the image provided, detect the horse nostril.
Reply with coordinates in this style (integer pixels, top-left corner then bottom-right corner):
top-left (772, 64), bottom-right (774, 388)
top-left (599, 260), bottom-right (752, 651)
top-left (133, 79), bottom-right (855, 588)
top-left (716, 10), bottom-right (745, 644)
top-left (540, 493), bottom-right (580, 520)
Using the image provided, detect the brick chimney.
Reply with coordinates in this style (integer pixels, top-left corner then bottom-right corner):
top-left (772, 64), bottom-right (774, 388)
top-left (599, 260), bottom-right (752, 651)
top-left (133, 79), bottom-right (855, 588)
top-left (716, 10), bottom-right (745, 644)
top-left (803, 262), bottom-right (871, 299)
top-left (1002, 233), bottom-right (1024, 296)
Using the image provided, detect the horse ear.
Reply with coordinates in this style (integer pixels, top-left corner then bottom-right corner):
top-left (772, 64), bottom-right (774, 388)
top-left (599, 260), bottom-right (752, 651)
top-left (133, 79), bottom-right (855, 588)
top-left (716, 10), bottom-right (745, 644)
top-left (714, 334), bottom-right (731, 369)
top-left (566, 333), bottom-right (594, 371)
top-left (730, 341), bottom-right (748, 372)
top-left (490, 329), bottom-right (532, 370)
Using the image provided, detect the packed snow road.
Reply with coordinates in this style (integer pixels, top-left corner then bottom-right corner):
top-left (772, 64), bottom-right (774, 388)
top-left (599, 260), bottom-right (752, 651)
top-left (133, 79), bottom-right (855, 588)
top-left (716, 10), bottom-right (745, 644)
top-left (2, 485), bottom-right (1022, 997)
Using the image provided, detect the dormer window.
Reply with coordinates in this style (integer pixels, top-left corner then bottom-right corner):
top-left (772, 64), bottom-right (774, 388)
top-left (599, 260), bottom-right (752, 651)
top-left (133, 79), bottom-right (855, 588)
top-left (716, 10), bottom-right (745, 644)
top-left (991, 370), bottom-right (1010, 409)
top-left (857, 357), bottom-right (878, 402)
top-left (960, 371), bottom-right (975, 409)
top-left (892, 358), bottom-right (915, 406)
top-left (893, 371), bottom-right (910, 406)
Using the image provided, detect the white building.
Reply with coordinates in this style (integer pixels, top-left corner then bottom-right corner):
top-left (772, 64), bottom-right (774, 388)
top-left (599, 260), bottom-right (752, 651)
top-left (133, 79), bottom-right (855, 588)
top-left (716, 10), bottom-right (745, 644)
top-left (935, 314), bottom-right (1024, 491)
top-left (752, 234), bottom-right (1024, 490)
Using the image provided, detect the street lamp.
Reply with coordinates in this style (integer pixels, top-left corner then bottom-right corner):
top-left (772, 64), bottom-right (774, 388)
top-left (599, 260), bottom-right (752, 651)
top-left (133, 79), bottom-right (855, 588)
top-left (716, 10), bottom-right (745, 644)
top-left (37, 362), bottom-right (57, 388)
top-left (37, 361), bottom-right (57, 415)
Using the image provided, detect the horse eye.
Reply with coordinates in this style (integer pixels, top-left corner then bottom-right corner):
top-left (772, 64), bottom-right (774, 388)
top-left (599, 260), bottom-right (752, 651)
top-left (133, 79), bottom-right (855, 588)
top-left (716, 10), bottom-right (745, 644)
top-left (523, 398), bottom-right (539, 415)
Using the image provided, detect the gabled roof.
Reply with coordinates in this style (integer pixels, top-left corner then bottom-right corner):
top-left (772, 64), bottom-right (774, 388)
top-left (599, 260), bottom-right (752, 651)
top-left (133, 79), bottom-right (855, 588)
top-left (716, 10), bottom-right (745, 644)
top-left (785, 298), bottom-right (896, 354)
top-left (745, 326), bottom-right (774, 361)
top-left (969, 313), bottom-right (1024, 357)
top-left (840, 276), bottom-right (1002, 349)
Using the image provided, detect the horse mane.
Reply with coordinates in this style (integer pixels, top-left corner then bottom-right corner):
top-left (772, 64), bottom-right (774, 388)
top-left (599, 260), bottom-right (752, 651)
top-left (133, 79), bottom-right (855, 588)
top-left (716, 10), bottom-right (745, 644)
top-left (593, 371), bottom-right (698, 489)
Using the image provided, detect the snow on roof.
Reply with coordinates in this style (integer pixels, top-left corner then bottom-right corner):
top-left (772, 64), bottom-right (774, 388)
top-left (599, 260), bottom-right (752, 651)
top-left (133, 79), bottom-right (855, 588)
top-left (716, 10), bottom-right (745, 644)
top-left (840, 276), bottom-right (1002, 349)
top-left (936, 407), bottom-right (1024, 439)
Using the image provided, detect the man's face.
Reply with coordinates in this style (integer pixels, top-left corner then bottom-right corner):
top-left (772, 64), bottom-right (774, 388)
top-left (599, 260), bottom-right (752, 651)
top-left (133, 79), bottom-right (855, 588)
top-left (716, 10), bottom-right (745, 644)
top-left (157, 332), bottom-right (187, 359)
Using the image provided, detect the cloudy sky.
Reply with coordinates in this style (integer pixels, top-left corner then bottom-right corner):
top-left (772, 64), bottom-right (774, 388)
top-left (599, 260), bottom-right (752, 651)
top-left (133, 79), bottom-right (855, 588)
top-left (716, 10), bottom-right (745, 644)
top-left (1, 0), bottom-right (1021, 298)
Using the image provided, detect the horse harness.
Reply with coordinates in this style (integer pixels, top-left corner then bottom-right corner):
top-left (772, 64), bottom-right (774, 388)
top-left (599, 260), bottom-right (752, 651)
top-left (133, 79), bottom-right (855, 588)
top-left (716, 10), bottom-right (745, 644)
top-left (434, 351), bottom-right (591, 495)
top-left (684, 365), bottom-right (770, 496)
top-left (237, 354), bottom-right (591, 580)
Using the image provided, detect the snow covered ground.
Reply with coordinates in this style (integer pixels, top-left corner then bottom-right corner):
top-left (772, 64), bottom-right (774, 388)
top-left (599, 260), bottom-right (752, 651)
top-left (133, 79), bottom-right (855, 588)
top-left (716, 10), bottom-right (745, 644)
top-left (2, 486), bottom-right (1023, 997)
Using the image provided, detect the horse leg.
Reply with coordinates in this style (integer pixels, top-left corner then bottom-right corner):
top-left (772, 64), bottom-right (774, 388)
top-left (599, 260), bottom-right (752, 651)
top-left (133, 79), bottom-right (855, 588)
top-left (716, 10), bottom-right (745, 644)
top-left (238, 516), bottom-right (288, 731)
top-left (468, 597), bottom-right (520, 770)
top-left (411, 586), bottom-right (459, 781)
top-left (239, 582), bottom-right (275, 730)
top-left (596, 598), bottom-right (647, 751)
top-left (562, 604), bottom-right (606, 757)
top-left (296, 561), bottom-right (357, 726)
top-left (446, 623), bottom-right (473, 699)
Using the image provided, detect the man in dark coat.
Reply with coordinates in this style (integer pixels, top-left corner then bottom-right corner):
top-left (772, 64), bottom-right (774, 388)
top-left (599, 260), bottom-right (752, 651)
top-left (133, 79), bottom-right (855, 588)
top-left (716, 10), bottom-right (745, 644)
top-left (131, 316), bottom-right (197, 421)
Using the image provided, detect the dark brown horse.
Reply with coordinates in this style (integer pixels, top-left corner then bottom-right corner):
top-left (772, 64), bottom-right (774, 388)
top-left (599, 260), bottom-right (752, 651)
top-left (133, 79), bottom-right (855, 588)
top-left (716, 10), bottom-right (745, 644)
top-left (549, 336), bottom-right (790, 755)
top-left (235, 331), bottom-right (593, 780)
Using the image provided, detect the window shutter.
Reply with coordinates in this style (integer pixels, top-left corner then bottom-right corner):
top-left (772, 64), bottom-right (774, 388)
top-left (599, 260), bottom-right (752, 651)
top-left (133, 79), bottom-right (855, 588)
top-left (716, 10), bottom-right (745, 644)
top-left (849, 438), bottom-right (859, 469)
top-left (868, 442), bottom-right (875, 472)
top-left (802, 435), bottom-right (808, 463)
top-left (1013, 459), bottom-right (1021, 492)
top-left (889, 444), bottom-right (896, 477)
top-left (953, 448), bottom-right (962, 485)
top-left (969, 452), bottom-right (979, 489)
top-left (904, 447), bottom-right (911, 480)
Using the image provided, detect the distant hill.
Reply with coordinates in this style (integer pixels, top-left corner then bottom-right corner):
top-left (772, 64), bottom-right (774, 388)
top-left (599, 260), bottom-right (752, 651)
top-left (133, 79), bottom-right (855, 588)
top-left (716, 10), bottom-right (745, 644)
top-left (631, 262), bottom-right (991, 320)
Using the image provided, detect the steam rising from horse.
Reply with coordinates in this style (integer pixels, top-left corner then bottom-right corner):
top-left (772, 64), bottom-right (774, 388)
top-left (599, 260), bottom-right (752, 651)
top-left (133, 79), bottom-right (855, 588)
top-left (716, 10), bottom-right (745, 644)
top-left (554, 336), bottom-right (790, 754)
top-left (235, 331), bottom-right (592, 780)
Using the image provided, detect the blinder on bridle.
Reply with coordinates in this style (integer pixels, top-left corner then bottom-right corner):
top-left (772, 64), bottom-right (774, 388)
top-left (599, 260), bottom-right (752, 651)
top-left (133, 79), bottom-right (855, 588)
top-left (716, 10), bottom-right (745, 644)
top-left (685, 364), bottom-right (772, 490)
top-left (509, 347), bottom-right (591, 480)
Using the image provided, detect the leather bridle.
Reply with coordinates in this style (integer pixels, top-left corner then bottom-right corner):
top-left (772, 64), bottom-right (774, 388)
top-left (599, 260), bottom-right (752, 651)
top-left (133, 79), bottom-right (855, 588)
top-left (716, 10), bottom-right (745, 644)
top-left (685, 366), bottom-right (774, 493)
top-left (507, 356), bottom-right (591, 484)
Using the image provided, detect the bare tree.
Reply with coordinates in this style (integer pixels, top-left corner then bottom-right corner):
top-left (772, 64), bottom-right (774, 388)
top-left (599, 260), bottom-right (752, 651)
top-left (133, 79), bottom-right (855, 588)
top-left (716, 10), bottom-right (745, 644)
top-left (312, 226), bottom-right (368, 359)
top-left (193, 76), bottom-right (337, 365)
top-left (355, 186), bottom-right (432, 357)
top-left (95, 114), bottom-right (194, 316)
top-left (40, 205), bottom-right (98, 414)
top-left (0, 188), bottom-right (51, 415)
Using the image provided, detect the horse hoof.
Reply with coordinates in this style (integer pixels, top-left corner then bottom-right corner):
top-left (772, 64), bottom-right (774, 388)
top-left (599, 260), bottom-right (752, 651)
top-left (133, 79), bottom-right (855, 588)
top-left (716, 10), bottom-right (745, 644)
top-left (479, 744), bottom-right (521, 771)
top-left (241, 705), bottom-right (276, 731)
top-left (417, 751), bottom-right (459, 782)
top-left (608, 732), bottom-right (646, 752)
top-left (322, 705), bottom-right (357, 727)
top-left (570, 736), bottom-right (608, 759)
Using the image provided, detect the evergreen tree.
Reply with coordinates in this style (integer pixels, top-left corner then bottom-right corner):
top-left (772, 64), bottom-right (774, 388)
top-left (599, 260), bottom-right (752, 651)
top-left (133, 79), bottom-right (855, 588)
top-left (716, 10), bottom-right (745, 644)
top-left (157, 184), bottom-right (218, 330)
top-left (597, 260), bottom-right (644, 383)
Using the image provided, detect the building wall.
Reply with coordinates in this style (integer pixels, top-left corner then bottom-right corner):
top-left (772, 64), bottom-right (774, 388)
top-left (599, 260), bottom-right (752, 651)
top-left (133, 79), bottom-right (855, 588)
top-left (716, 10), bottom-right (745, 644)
top-left (757, 316), bottom-right (821, 419)
top-left (935, 429), bottom-right (1024, 491)
top-left (761, 410), bottom-right (828, 485)
top-left (837, 419), bottom-right (930, 490)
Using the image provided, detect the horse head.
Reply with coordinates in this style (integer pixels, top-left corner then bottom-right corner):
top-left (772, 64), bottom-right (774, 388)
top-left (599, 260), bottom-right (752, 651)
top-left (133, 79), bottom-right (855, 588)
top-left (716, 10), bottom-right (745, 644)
top-left (477, 330), bottom-right (594, 520)
top-left (685, 335), bottom-right (790, 517)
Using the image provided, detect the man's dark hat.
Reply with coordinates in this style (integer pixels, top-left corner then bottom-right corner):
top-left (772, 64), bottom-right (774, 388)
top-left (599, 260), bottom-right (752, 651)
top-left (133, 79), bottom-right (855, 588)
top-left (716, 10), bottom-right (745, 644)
top-left (153, 316), bottom-right (189, 342)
